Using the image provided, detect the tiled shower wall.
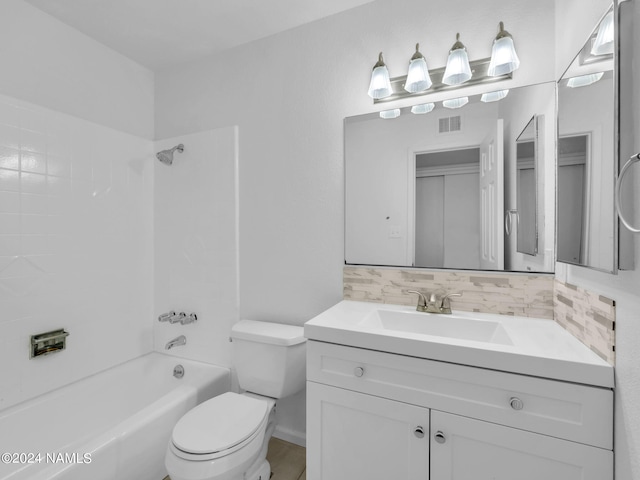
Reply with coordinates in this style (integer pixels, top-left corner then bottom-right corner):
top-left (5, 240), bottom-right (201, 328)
top-left (344, 266), bottom-right (616, 364)
top-left (153, 128), bottom-right (239, 368)
top-left (0, 94), bottom-right (153, 411)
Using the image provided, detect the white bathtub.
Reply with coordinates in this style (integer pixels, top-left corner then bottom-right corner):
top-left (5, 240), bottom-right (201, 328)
top-left (0, 353), bottom-right (230, 480)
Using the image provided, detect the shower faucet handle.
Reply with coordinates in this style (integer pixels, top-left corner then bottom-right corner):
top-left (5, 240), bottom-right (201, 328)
top-left (158, 311), bottom-right (176, 322)
top-left (180, 313), bottom-right (198, 325)
top-left (169, 312), bottom-right (187, 324)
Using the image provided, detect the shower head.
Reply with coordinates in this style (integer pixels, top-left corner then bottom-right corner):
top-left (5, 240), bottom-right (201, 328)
top-left (156, 144), bottom-right (184, 166)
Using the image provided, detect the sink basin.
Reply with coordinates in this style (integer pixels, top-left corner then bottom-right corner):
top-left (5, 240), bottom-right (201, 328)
top-left (360, 309), bottom-right (514, 345)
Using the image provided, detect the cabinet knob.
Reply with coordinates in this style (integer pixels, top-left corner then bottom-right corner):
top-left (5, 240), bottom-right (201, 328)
top-left (414, 426), bottom-right (425, 438)
top-left (434, 431), bottom-right (446, 444)
top-left (354, 367), bottom-right (365, 377)
top-left (510, 396), bottom-right (524, 410)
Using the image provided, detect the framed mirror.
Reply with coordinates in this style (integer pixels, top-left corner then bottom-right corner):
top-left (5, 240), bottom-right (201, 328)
top-left (345, 81), bottom-right (556, 273)
top-left (557, 5), bottom-right (616, 272)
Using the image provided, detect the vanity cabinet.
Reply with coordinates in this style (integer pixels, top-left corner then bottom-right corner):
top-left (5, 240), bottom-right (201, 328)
top-left (307, 382), bottom-right (429, 479)
top-left (306, 340), bottom-right (613, 480)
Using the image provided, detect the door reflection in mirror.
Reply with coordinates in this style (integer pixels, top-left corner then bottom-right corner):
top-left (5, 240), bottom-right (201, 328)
top-left (515, 117), bottom-right (538, 256)
top-left (415, 148), bottom-right (480, 269)
top-left (557, 135), bottom-right (588, 264)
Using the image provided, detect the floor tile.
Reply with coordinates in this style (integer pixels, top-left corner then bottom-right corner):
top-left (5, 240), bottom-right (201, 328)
top-left (267, 437), bottom-right (306, 480)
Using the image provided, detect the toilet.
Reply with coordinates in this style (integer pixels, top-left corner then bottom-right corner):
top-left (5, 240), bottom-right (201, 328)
top-left (165, 320), bottom-right (307, 480)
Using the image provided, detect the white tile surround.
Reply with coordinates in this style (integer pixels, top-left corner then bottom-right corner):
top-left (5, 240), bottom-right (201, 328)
top-left (0, 94), bottom-right (154, 411)
top-left (0, 91), bottom-right (241, 412)
top-left (153, 128), bottom-right (239, 368)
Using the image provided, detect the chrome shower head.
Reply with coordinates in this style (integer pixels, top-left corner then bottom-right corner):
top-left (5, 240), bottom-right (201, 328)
top-left (156, 144), bottom-right (184, 166)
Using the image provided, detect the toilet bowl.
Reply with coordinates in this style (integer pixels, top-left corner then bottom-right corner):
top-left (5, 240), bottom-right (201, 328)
top-left (165, 320), bottom-right (306, 480)
top-left (166, 392), bottom-right (275, 480)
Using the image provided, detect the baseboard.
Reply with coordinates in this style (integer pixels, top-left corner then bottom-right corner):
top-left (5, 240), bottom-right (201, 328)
top-left (273, 425), bottom-right (306, 447)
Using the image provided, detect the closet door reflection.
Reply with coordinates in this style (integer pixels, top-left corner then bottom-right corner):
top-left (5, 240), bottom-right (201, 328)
top-left (416, 176), bottom-right (444, 268)
top-left (415, 163), bottom-right (480, 270)
top-left (557, 135), bottom-right (588, 264)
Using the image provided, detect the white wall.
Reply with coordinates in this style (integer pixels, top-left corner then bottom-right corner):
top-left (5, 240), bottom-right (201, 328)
top-left (0, 93), bottom-right (154, 410)
top-left (155, 0), bottom-right (556, 443)
top-left (153, 128), bottom-right (239, 369)
top-left (0, 0), bottom-right (154, 139)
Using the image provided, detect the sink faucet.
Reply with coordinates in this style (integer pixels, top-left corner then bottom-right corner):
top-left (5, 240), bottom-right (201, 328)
top-left (165, 335), bottom-right (186, 350)
top-left (408, 291), bottom-right (462, 314)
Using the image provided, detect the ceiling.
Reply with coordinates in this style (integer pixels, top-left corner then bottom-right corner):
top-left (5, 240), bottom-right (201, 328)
top-left (24, 0), bottom-right (377, 71)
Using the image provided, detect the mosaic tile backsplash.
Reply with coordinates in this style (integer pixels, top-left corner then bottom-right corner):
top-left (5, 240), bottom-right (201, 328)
top-left (343, 266), bottom-right (555, 319)
top-left (343, 266), bottom-right (616, 365)
top-left (554, 280), bottom-right (615, 365)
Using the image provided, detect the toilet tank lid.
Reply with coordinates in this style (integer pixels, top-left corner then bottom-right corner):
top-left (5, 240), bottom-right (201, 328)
top-left (231, 320), bottom-right (306, 346)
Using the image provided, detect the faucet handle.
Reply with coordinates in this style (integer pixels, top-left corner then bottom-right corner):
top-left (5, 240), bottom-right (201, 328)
top-left (169, 312), bottom-right (186, 324)
top-left (158, 311), bottom-right (176, 322)
top-left (439, 293), bottom-right (462, 314)
top-left (407, 290), bottom-right (428, 312)
top-left (180, 313), bottom-right (198, 325)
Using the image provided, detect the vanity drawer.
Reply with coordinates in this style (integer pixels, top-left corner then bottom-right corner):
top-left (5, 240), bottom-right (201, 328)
top-left (307, 340), bottom-right (613, 450)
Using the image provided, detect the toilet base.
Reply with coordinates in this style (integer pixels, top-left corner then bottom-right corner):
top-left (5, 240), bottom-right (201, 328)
top-left (245, 459), bottom-right (270, 480)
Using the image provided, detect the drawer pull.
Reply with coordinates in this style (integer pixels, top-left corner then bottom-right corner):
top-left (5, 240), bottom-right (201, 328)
top-left (354, 367), bottom-right (365, 377)
top-left (510, 396), bottom-right (524, 410)
top-left (414, 426), bottom-right (425, 438)
top-left (434, 431), bottom-right (446, 444)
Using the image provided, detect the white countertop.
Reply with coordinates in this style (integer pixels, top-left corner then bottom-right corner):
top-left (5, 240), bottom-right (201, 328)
top-left (304, 300), bottom-right (614, 388)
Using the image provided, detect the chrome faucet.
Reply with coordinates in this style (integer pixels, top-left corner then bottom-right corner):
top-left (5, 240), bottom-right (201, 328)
top-left (408, 291), bottom-right (462, 314)
top-left (165, 335), bottom-right (187, 350)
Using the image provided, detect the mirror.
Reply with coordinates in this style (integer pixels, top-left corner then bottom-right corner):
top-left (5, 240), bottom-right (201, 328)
top-left (515, 117), bottom-right (538, 256)
top-left (557, 6), bottom-right (616, 272)
top-left (345, 82), bottom-right (556, 273)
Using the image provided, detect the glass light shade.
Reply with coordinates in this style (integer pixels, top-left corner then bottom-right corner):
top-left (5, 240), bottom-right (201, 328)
top-left (442, 48), bottom-right (472, 86)
top-left (379, 109), bottom-right (401, 119)
top-left (404, 57), bottom-right (432, 93)
top-left (488, 36), bottom-right (520, 76)
top-left (411, 103), bottom-right (435, 114)
top-left (442, 97), bottom-right (468, 109)
top-left (481, 89), bottom-right (510, 103)
top-left (566, 72), bottom-right (604, 88)
top-left (591, 11), bottom-right (614, 56)
top-left (368, 65), bottom-right (392, 99)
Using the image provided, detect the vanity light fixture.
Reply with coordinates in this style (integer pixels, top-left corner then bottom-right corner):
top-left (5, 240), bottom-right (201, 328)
top-left (368, 52), bottom-right (393, 99)
top-left (481, 89), bottom-right (509, 102)
top-left (411, 103), bottom-right (436, 114)
top-left (380, 108), bottom-right (401, 119)
top-left (442, 34), bottom-right (472, 86)
top-left (567, 72), bottom-right (604, 88)
top-left (442, 97), bottom-right (469, 109)
top-left (404, 44), bottom-right (432, 93)
top-left (488, 22), bottom-right (520, 76)
top-left (591, 11), bottom-right (614, 56)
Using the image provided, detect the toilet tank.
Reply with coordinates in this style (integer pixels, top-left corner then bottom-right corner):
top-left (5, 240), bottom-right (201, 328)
top-left (231, 320), bottom-right (307, 399)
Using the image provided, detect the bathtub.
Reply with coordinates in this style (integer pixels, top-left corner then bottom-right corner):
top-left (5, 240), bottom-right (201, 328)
top-left (0, 352), bottom-right (230, 480)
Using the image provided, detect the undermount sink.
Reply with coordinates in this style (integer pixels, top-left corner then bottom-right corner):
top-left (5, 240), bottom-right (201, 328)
top-left (360, 309), bottom-right (514, 345)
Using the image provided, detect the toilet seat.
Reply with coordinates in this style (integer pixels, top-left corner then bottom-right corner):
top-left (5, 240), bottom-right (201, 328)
top-left (171, 392), bottom-right (270, 461)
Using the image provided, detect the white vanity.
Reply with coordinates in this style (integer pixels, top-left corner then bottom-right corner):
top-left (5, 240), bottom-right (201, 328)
top-left (305, 300), bottom-right (614, 480)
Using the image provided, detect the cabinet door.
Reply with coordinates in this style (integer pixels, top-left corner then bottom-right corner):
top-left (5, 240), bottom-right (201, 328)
top-left (431, 410), bottom-right (612, 480)
top-left (307, 382), bottom-right (430, 480)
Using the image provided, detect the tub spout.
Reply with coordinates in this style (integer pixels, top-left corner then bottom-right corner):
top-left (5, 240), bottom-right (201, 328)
top-left (165, 335), bottom-right (186, 350)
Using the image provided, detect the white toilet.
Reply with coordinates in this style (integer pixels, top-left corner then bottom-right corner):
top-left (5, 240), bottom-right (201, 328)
top-left (165, 320), bottom-right (307, 480)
